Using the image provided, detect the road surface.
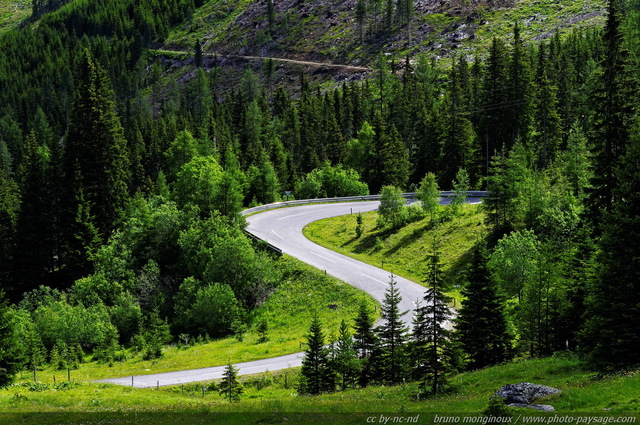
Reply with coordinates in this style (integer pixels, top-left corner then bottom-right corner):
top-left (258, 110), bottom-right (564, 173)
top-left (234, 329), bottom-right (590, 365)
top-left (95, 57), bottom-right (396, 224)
top-left (98, 198), bottom-right (481, 388)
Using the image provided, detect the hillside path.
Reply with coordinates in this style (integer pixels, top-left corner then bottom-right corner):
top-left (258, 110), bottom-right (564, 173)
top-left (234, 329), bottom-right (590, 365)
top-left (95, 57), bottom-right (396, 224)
top-left (155, 48), bottom-right (372, 72)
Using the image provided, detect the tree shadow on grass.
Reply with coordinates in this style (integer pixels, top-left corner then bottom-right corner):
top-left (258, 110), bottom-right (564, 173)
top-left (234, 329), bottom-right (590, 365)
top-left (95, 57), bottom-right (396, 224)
top-left (349, 226), bottom-right (397, 253)
top-left (385, 221), bottom-right (438, 257)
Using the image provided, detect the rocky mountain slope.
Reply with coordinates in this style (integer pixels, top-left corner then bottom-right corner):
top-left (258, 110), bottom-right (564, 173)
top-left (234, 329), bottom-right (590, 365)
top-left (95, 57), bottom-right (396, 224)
top-left (163, 0), bottom-right (607, 64)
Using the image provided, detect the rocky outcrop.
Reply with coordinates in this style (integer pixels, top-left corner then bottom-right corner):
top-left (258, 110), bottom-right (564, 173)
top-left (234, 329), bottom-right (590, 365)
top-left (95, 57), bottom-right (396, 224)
top-left (497, 382), bottom-right (561, 411)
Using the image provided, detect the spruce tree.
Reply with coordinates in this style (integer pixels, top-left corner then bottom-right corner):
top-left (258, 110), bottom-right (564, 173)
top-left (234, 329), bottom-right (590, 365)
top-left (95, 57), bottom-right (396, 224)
top-left (333, 319), bottom-right (359, 390)
top-left (412, 252), bottom-right (452, 395)
top-left (219, 362), bottom-right (243, 402)
top-left (64, 49), bottom-right (130, 237)
top-left (353, 298), bottom-right (378, 387)
top-left (586, 0), bottom-right (637, 231)
top-left (13, 133), bottom-right (57, 293)
top-left (581, 130), bottom-right (640, 371)
top-left (376, 275), bottom-right (409, 385)
top-left (455, 244), bottom-right (513, 370)
top-left (299, 315), bottom-right (335, 395)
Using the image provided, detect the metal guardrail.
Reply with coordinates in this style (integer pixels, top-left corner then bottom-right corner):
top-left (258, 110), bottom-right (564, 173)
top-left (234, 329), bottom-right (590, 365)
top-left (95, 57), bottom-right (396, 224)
top-left (240, 191), bottom-right (487, 216)
top-left (243, 229), bottom-right (283, 256)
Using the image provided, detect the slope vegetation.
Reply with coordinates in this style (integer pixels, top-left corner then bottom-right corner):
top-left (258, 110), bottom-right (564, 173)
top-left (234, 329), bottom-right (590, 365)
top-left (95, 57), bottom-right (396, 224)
top-left (164, 0), bottom-right (606, 64)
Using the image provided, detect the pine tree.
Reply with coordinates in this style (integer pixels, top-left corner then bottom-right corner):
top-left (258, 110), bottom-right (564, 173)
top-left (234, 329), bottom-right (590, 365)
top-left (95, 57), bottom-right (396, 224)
top-left (376, 275), bottom-right (409, 385)
top-left (455, 244), bottom-right (513, 370)
top-left (299, 315), bottom-right (335, 395)
top-left (219, 362), bottom-right (243, 402)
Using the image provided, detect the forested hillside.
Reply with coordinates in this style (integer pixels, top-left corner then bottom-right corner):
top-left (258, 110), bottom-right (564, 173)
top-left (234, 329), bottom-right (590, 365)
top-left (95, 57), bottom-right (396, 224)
top-left (1, 0), bottom-right (640, 394)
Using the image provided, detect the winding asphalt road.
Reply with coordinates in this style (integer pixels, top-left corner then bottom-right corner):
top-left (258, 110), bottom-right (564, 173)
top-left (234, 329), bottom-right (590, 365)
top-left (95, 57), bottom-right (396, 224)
top-left (98, 198), bottom-right (481, 388)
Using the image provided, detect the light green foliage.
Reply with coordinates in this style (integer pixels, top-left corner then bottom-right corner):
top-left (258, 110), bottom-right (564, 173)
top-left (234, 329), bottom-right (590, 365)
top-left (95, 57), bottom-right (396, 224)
top-left (377, 185), bottom-right (406, 228)
top-left (488, 230), bottom-right (539, 301)
top-left (165, 130), bottom-right (200, 179)
top-left (173, 155), bottom-right (224, 216)
top-left (246, 152), bottom-right (280, 205)
top-left (32, 299), bottom-right (116, 352)
top-left (257, 318), bottom-right (269, 343)
top-left (346, 121), bottom-right (375, 175)
top-left (108, 292), bottom-right (142, 345)
top-left (178, 214), bottom-right (276, 304)
top-left (294, 162), bottom-right (369, 199)
top-left (416, 172), bottom-right (440, 222)
top-left (0, 300), bottom-right (24, 387)
top-left (450, 168), bottom-right (470, 217)
top-left (174, 281), bottom-right (241, 338)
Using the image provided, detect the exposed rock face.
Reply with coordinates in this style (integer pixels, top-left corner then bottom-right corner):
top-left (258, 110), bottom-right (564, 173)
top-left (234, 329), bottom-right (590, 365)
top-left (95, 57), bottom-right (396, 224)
top-left (497, 382), bottom-right (561, 411)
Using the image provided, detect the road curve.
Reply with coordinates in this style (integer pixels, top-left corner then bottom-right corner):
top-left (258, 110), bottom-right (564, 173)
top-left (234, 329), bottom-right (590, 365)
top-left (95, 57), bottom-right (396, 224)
top-left (98, 198), bottom-right (480, 388)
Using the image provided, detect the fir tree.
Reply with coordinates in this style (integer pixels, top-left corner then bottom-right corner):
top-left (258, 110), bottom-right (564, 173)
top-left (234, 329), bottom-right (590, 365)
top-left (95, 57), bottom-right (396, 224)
top-left (376, 275), bottom-right (409, 385)
top-left (586, 0), bottom-right (637, 232)
top-left (332, 319), bottom-right (359, 390)
top-left (353, 298), bottom-right (378, 387)
top-left (412, 252), bottom-right (452, 395)
top-left (455, 244), bottom-right (514, 370)
top-left (219, 362), bottom-right (243, 402)
top-left (63, 49), bottom-right (130, 250)
top-left (299, 315), bottom-right (335, 395)
top-left (581, 129), bottom-right (640, 371)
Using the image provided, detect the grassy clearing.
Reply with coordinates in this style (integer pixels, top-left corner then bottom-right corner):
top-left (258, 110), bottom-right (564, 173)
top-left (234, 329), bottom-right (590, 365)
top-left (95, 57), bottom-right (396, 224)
top-left (304, 203), bottom-right (488, 295)
top-left (0, 0), bottom-right (29, 33)
top-left (3, 353), bottom-right (639, 422)
top-left (16, 256), bottom-right (377, 383)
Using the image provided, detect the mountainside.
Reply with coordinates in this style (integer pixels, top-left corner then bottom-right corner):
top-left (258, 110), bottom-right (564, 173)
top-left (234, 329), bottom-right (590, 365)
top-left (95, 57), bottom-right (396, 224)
top-left (163, 0), bottom-right (607, 64)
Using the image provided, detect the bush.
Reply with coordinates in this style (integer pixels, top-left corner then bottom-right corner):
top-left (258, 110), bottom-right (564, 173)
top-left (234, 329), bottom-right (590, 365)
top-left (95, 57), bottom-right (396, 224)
top-left (294, 163), bottom-right (369, 199)
top-left (377, 185), bottom-right (407, 229)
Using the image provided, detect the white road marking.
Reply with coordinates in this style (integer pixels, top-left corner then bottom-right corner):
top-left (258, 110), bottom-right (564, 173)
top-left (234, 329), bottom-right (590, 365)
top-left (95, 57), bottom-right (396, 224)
top-left (271, 229), bottom-right (284, 239)
top-left (361, 273), bottom-right (386, 284)
top-left (311, 251), bottom-right (337, 263)
top-left (278, 213), bottom-right (305, 220)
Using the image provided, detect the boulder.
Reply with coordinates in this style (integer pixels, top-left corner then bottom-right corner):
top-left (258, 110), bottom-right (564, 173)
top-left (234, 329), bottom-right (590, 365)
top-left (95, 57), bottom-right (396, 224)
top-left (497, 382), bottom-right (561, 405)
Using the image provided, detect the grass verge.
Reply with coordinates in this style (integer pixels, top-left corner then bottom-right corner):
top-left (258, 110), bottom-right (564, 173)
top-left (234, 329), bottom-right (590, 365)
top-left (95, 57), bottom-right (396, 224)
top-left (303, 203), bottom-right (488, 294)
top-left (3, 353), bottom-right (639, 421)
top-left (14, 256), bottom-right (377, 383)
